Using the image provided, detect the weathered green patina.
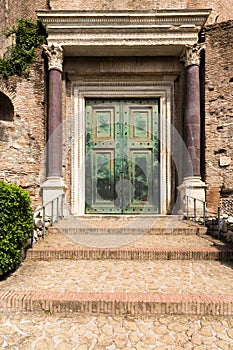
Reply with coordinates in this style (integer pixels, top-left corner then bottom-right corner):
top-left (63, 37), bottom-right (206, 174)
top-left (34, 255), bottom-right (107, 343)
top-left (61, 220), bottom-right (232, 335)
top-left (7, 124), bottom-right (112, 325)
top-left (85, 99), bottom-right (160, 214)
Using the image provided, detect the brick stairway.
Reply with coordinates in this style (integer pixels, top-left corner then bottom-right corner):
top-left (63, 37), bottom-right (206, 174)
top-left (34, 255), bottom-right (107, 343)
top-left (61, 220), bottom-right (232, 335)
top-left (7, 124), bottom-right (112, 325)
top-left (1, 215), bottom-right (233, 319)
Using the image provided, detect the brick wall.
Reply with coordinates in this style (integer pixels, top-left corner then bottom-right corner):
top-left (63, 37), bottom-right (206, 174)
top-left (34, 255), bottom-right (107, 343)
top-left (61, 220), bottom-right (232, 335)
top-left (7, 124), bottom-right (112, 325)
top-left (6, 0), bottom-right (48, 23)
top-left (204, 21), bottom-right (233, 208)
top-left (0, 49), bottom-right (46, 209)
top-left (0, 1), bottom-right (48, 208)
top-left (215, 0), bottom-right (233, 23)
top-left (50, 0), bottom-right (188, 11)
top-left (0, 0), bottom-right (48, 56)
top-left (49, 0), bottom-right (233, 24)
top-left (0, 1), bottom-right (7, 58)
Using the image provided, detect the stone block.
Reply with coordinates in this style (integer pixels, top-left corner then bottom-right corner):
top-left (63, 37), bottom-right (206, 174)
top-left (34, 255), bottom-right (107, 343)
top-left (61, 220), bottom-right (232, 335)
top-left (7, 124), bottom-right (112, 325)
top-left (219, 155), bottom-right (231, 167)
top-left (220, 219), bottom-right (228, 233)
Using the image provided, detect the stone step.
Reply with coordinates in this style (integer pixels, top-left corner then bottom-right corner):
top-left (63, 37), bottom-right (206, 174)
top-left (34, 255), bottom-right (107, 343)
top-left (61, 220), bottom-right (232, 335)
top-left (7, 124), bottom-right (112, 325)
top-left (52, 216), bottom-right (207, 236)
top-left (1, 290), bottom-right (233, 316)
top-left (1, 259), bottom-right (233, 316)
top-left (53, 227), bottom-right (204, 235)
top-left (26, 246), bottom-right (233, 261)
top-left (2, 217), bottom-right (233, 345)
top-left (28, 228), bottom-right (233, 261)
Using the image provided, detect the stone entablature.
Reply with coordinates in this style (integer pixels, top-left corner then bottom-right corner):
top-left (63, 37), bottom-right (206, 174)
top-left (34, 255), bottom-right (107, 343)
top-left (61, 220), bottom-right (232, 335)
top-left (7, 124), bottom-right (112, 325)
top-left (37, 10), bottom-right (210, 57)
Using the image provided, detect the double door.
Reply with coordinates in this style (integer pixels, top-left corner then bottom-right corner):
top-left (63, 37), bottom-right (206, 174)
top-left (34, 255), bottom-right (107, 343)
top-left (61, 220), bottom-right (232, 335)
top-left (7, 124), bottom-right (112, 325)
top-left (85, 99), bottom-right (160, 214)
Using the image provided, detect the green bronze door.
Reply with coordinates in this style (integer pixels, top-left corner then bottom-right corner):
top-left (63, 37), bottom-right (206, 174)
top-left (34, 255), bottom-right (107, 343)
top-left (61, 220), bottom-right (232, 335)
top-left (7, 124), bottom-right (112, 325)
top-left (85, 99), bottom-right (160, 214)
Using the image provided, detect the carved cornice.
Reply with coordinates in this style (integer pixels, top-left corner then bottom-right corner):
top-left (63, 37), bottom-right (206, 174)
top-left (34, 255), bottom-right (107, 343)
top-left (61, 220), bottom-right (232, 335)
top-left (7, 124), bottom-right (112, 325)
top-left (37, 10), bottom-right (210, 57)
top-left (38, 10), bottom-right (210, 27)
top-left (43, 44), bottom-right (63, 72)
top-left (180, 43), bottom-right (205, 67)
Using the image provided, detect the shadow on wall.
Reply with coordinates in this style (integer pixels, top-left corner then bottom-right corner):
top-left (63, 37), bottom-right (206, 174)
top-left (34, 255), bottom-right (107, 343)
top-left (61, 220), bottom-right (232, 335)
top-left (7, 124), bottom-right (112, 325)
top-left (0, 92), bottom-right (14, 122)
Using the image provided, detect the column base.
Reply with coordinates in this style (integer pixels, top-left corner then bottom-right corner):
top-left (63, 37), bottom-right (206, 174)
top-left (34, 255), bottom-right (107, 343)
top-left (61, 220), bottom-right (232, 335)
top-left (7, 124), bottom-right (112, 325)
top-left (177, 176), bottom-right (207, 216)
top-left (41, 177), bottom-right (68, 217)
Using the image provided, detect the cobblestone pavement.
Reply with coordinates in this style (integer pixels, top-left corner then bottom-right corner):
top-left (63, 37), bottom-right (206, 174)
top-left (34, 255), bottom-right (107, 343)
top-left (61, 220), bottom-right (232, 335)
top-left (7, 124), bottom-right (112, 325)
top-left (1, 260), bottom-right (233, 294)
top-left (0, 312), bottom-right (233, 349)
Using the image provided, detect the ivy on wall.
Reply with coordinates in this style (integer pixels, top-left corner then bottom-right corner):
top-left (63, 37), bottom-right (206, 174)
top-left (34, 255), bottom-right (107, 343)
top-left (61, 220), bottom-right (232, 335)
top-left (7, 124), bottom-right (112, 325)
top-left (0, 19), bottom-right (46, 79)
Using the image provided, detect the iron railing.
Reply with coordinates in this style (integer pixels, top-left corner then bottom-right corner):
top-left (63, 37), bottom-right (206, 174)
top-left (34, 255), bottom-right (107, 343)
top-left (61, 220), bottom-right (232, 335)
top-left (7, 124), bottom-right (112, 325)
top-left (221, 198), bottom-right (233, 216)
top-left (184, 195), bottom-right (221, 239)
top-left (32, 193), bottom-right (65, 247)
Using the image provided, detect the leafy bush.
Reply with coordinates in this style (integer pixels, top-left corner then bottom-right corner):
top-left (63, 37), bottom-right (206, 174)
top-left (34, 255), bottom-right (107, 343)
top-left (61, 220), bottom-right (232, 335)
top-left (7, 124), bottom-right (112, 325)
top-left (0, 181), bottom-right (33, 275)
top-left (0, 18), bottom-right (46, 79)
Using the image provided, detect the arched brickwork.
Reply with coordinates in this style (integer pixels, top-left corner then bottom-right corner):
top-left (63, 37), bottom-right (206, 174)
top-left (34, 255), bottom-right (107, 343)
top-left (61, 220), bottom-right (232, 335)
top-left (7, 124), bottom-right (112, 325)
top-left (0, 92), bottom-right (14, 121)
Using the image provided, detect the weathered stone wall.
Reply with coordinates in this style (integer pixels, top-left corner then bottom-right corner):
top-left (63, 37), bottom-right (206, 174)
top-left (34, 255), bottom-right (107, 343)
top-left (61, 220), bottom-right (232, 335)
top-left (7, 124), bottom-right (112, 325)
top-left (5, 0), bottom-right (47, 23)
top-left (49, 0), bottom-right (233, 25)
top-left (204, 21), bottom-right (233, 209)
top-left (207, 214), bottom-right (233, 243)
top-left (0, 0), bottom-right (48, 57)
top-left (0, 1), bottom-right (48, 208)
top-left (0, 49), bottom-right (46, 209)
top-left (0, 0), bottom-right (8, 58)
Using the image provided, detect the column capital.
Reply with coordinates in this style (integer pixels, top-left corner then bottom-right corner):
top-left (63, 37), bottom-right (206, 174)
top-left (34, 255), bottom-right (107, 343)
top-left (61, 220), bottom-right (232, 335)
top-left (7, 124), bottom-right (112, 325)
top-left (43, 44), bottom-right (63, 72)
top-left (180, 43), bottom-right (205, 68)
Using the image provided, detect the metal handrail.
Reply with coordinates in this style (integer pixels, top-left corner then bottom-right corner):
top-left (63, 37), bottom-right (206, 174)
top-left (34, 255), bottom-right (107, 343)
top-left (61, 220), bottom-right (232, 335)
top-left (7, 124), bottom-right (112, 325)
top-left (32, 193), bottom-right (65, 248)
top-left (184, 195), bottom-right (221, 239)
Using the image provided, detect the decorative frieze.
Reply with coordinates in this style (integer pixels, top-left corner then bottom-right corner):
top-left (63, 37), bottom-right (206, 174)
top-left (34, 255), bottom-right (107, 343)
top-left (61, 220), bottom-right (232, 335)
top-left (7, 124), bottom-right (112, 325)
top-left (43, 44), bottom-right (63, 72)
top-left (37, 11), bottom-right (210, 28)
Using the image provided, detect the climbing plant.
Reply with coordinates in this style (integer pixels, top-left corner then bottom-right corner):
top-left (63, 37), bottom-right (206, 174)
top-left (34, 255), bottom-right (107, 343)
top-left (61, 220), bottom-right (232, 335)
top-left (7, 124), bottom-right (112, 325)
top-left (0, 18), bottom-right (46, 79)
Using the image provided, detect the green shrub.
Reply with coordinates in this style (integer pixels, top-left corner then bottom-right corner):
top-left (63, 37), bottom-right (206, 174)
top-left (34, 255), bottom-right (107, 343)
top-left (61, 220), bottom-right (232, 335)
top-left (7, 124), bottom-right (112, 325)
top-left (0, 181), bottom-right (33, 275)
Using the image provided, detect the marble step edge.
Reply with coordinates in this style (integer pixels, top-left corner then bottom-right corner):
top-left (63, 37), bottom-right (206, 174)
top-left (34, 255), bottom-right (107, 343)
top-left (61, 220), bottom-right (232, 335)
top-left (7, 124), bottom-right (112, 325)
top-left (49, 227), bottom-right (207, 235)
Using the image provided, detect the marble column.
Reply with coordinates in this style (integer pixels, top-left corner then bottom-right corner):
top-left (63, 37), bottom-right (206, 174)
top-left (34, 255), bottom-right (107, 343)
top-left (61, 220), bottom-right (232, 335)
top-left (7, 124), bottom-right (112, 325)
top-left (41, 44), bottom-right (66, 207)
top-left (178, 43), bottom-right (207, 215)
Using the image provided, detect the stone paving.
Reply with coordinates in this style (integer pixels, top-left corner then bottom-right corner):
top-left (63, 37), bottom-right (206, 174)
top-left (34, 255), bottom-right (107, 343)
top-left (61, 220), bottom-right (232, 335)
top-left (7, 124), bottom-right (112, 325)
top-left (55, 216), bottom-right (191, 229)
top-left (33, 221), bottom-right (224, 250)
top-left (1, 218), bottom-right (233, 349)
top-left (0, 312), bottom-right (233, 349)
top-left (1, 260), bottom-right (233, 294)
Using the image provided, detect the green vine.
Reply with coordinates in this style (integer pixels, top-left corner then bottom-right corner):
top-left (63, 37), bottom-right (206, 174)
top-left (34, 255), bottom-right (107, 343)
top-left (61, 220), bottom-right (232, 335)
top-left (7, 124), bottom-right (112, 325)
top-left (0, 18), bottom-right (46, 79)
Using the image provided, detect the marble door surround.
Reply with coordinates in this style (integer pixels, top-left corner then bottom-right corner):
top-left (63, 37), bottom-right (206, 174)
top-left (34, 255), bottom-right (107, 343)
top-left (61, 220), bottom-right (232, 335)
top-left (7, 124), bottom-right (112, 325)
top-left (38, 9), bottom-right (210, 214)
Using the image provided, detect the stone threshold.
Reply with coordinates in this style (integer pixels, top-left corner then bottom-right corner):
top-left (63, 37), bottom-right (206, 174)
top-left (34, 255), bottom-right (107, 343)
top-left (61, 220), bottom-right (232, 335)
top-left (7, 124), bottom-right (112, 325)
top-left (1, 290), bottom-right (233, 316)
top-left (26, 246), bottom-right (233, 261)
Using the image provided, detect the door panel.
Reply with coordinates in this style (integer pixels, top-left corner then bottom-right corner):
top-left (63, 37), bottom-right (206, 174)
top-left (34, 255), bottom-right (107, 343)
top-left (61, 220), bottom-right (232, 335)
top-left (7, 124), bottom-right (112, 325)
top-left (85, 99), bottom-right (160, 214)
top-left (85, 101), bottom-right (121, 213)
top-left (129, 108), bottom-right (153, 140)
top-left (93, 108), bottom-right (115, 140)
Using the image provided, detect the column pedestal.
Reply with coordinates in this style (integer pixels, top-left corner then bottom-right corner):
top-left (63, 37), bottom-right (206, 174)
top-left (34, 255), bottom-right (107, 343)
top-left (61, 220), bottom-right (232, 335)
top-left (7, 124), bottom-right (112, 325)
top-left (178, 176), bottom-right (207, 216)
top-left (41, 177), bottom-right (68, 217)
top-left (41, 177), bottom-right (66, 203)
